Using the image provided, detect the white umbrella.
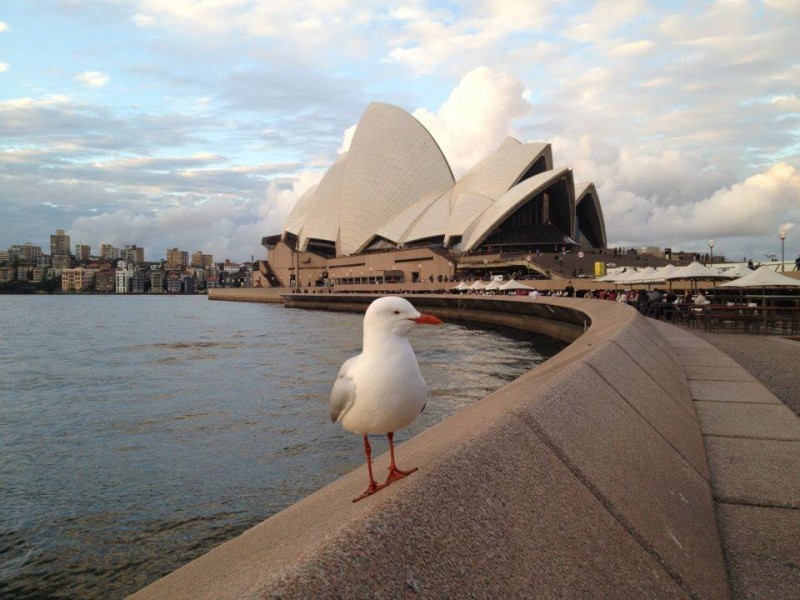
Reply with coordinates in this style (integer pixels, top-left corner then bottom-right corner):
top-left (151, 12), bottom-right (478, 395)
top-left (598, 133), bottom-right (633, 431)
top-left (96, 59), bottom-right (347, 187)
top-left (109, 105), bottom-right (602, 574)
top-left (717, 265), bottom-right (752, 279)
top-left (718, 266), bottom-right (800, 289)
top-left (628, 267), bottom-right (661, 284)
top-left (718, 266), bottom-right (800, 328)
top-left (484, 279), bottom-right (503, 291)
top-left (610, 268), bottom-right (640, 284)
top-left (657, 264), bottom-right (679, 278)
top-left (468, 280), bottom-right (487, 290)
top-left (665, 261), bottom-right (734, 281)
top-left (454, 282), bottom-right (470, 291)
top-left (499, 279), bottom-right (533, 291)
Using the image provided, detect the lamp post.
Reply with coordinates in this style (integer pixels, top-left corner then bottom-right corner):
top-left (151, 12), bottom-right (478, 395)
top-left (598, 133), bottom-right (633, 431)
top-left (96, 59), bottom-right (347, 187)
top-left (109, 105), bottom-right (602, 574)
top-left (708, 240), bottom-right (715, 266)
top-left (418, 263), bottom-right (422, 284)
top-left (780, 230), bottom-right (786, 272)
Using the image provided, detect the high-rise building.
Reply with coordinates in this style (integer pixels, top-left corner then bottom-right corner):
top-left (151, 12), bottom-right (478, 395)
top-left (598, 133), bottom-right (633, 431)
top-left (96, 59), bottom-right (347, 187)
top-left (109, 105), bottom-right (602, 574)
top-left (75, 244), bottom-right (91, 262)
top-left (167, 248), bottom-right (189, 270)
top-left (8, 243), bottom-right (43, 263)
top-left (115, 262), bottom-right (134, 293)
top-left (101, 244), bottom-right (121, 260)
top-left (51, 229), bottom-right (71, 257)
top-left (122, 245), bottom-right (144, 263)
top-left (191, 250), bottom-right (214, 268)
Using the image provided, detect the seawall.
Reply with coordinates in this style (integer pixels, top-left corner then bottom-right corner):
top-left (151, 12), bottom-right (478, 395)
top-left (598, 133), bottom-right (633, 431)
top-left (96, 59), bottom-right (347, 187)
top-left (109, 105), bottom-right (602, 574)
top-left (131, 295), bottom-right (729, 599)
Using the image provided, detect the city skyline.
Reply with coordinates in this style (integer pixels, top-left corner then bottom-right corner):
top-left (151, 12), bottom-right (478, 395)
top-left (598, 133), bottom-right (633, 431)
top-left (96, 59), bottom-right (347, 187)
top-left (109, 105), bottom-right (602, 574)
top-left (1, 1), bottom-right (799, 262)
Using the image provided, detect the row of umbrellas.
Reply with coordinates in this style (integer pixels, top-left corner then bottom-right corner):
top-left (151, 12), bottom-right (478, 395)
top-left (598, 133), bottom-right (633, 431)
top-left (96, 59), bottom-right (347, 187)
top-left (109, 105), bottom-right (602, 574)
top-left (453, 278), bottom-right (535, 292)
top-left (600, 261), bottom-right (800, 289)
top-left (454, 262), bottom-right (800, 292)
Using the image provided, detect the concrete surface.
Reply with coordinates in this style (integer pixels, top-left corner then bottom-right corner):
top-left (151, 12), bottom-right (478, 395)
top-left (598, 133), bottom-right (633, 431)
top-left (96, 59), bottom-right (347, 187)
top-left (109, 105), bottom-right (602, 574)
top-left (651, 321), bottom-right (800, 600)
top-left (129, 295), bottom-right (796, 599)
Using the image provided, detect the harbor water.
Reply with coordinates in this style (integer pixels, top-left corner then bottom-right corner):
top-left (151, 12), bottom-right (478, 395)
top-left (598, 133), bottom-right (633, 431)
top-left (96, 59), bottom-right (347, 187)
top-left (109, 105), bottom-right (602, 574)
top-left (0, 295), bottom-right (564, 598)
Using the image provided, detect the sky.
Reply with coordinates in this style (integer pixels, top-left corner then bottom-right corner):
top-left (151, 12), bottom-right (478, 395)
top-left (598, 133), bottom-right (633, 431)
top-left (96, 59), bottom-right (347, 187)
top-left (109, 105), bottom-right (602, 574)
top-left (1, 0), bottom-right (799, 264)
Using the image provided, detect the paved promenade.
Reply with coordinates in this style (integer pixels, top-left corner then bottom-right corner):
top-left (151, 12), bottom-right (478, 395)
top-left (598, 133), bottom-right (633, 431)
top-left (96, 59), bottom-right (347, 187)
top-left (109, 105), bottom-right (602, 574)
top-left (653, 321), bottom-right (800, 599)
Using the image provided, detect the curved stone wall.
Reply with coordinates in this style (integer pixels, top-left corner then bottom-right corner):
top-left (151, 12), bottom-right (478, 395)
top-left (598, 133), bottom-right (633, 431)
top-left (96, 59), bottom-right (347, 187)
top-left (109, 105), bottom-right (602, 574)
top-left (130, 296), bottom-right (729, 599)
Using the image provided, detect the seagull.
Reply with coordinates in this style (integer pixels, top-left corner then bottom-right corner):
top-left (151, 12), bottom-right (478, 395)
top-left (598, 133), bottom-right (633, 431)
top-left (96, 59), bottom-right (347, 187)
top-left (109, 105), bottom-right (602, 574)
top-left (330, 296), bottom-right (443, 502)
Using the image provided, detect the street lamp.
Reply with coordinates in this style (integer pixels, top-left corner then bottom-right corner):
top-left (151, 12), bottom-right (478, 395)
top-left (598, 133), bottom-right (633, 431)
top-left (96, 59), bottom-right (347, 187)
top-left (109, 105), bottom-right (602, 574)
top-left (780, 230), bottom-right (786, 272)
top-left (708, 240), bottom-right (715, 266)
top-left (418, 263), bottom-right (422, 283)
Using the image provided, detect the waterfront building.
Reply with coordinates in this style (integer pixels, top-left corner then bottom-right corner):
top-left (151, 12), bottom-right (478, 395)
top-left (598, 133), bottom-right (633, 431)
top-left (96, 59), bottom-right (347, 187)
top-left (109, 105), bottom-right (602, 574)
top-left (263, 102), bottom-right (606, 287)
top-left (95, 270), bottom-right (115, 293)
top-left (149, 269), bottom-right (165, 293)
top-left (167, 248), bottom-right (189, 270)
top-left (62, 267), bottom-right (96, 292)
top-left (0, 266), bottom-right (15, 282)
top-left (0, 250), bottom-right (8, 264)
top-left (15, 265), bottom-right (32, 281)
top-left (116, 262), bottom-right (134, 293)
top-left (50, 229), bottom-right (71, 258)
top-left (75, 244), bottom-right (91, 263)
top-left (132, 268), bottom-right (146, 293)
top-left (166, 272), bottom-right (182, 293)
top-left (32, 267), bottom-right (46, 283)
top-left (181, 273), bottom-right (198, 294)
top-left (36, 255), bottom-right (51, 269)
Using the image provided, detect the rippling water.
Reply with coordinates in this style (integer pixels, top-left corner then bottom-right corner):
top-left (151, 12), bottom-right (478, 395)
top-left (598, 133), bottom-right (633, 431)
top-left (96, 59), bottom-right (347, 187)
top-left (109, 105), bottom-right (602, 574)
top-left (0, 295), bottom-right (564, 599)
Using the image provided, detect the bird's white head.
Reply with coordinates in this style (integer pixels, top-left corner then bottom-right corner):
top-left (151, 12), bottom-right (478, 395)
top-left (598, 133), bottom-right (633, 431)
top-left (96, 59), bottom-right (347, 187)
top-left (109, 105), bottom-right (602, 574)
top-left (363, 296), bottom-right (443, 338)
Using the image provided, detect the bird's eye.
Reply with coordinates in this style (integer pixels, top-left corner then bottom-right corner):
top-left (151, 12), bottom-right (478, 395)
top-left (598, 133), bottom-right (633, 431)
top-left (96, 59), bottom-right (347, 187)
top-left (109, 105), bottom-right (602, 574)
top-left (394, 310), bottom-right (400, 314)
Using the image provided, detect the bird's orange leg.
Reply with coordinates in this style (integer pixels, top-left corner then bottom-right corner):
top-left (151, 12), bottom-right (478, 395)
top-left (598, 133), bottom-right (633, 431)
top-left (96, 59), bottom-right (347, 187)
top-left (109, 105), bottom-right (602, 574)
top-left (384, 431), bottom-right (417, 484)
top-left (353, 434), bottom-right (386, 502)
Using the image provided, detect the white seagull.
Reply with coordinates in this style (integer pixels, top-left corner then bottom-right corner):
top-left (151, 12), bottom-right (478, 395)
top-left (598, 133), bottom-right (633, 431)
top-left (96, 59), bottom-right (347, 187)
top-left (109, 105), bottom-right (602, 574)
top-left (330, 296), bottom-right (443, 502)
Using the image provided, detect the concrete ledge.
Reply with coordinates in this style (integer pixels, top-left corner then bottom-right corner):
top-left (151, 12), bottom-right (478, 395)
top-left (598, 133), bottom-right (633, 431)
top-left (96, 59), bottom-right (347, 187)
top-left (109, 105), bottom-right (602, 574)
top-left (130, 296), bottom-right (729, 599)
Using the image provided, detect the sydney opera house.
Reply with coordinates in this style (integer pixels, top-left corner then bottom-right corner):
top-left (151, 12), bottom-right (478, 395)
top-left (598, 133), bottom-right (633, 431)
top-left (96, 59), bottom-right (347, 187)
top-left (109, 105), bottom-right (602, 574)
top-left (261, 102), bottom-right (606, 287)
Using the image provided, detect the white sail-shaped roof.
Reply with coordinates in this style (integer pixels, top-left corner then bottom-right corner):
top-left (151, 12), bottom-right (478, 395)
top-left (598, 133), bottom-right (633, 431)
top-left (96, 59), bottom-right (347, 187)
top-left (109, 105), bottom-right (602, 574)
top-left (276, 103), bottom-right (604, 259)
top-left (401, 190), bottom-right (451, 244)
top-left (444, 192), bottom-right (494, 245)
top-left (298, 154), bottom-right (347, 250)
top-left (283, 183), bottom-right (319, 239)
top-left (375, 188), bottom-right (448, 245)
top-left (462, 168), bottom-right (574, 251)
top-left (449, 139), bottom-right (551, 211)
top-left (338, 103), bottom-right (455, 255)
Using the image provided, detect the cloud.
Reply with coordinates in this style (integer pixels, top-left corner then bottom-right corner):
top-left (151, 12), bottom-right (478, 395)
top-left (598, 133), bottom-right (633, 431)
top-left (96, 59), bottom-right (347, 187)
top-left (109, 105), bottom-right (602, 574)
top-left (76, 71), bottom-right (110, 87)
top-left (67, 168), bottom-right (325, 261)
top-left (599, 163), bottom-right (800, 258)
top-left (412, 66), bottom-right (531, 176)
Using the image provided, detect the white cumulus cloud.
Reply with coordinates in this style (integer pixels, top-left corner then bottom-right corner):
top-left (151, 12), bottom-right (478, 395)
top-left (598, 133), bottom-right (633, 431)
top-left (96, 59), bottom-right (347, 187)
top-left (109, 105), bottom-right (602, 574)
top-left (76, 71), bottom-right (110, 87)
top-left (412, 66), bottom-right (531, 177)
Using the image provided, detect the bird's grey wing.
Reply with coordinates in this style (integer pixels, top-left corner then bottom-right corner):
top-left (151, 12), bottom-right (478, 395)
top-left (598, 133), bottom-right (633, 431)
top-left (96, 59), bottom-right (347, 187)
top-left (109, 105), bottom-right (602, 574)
top-left (329, 357), bottom-right (357, 423)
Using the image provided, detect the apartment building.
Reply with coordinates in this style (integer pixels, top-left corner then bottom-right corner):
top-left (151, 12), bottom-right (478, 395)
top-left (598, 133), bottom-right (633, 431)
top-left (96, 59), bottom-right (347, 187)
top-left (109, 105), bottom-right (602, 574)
top-left (62, 267), bottom-right (96, 292)
top-left (122, 245), bottom-right (145, 263)
top-left (51, 229), bottom-right (71, 257)
top-left (167, 248), bottom-right (189, 270)
top-left (149, 269), bottom-right (165, 293)
top-left (75, 244), bottom-right (91, 262)
top-left (116, 262), bottom-right (134, 293)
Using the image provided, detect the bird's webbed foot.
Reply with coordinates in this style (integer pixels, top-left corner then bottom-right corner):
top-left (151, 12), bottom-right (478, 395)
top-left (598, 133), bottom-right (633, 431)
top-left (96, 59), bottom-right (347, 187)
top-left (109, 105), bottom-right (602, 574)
top-left (352, 480), bottom-right (387, 502)
top-left (384, 466), bottom-right (418, 485)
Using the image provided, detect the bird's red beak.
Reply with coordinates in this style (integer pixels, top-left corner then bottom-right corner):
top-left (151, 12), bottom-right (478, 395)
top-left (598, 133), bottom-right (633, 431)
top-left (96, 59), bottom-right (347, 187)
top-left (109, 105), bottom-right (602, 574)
top-left (412, 313), bottom-right (443, 325)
